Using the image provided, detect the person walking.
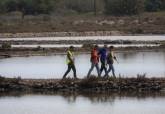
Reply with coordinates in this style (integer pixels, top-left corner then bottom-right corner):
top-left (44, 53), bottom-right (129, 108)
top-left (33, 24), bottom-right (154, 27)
top-left (99, 45), bottom-right (108, 76)
top-left (63, 46), bottom-right (77, 79)
top-left (105, 46), bottom-right (118, 78)
top-left (87, 45), bottom-right (100, 78)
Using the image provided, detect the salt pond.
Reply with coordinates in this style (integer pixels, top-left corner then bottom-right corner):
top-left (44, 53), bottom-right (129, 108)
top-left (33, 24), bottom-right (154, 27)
top-left (11, 44), bottom-right (160, 48)
top-left (0, 36), bottom-right (165, 41)
top-left (0, 50), bottom-right (165, 78)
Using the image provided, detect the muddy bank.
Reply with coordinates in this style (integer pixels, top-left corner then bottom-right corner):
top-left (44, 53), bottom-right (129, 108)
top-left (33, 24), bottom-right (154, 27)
top-left (0, 76), bottom-right (165, 92)
top-left (0, 31), bottom-right (125, 38)
top-left (0, 35), bottom-right (164, 57)
top-left (1, 39), bottom-right (161, 45)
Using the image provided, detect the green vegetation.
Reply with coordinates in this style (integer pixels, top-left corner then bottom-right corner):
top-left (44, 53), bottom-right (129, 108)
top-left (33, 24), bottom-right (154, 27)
top-left (104, 0), bottom-right (145, 15)
top-left (0, 0), bottom-right (55, 16)
top-left (0, 0), bottom-right (165, 16)
top-left (145, 0), bottom-right (165, 12)
top-left (1, 43), bottom-right (11, 49)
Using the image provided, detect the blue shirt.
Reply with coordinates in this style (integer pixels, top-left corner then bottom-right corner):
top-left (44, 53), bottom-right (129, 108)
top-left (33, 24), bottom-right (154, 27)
top-left (99, 48), bottom-right (107, 61)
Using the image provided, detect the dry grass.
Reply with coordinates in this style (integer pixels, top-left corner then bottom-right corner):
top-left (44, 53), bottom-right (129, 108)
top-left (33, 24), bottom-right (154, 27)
top-left (0, 12), bottom-right (165, 34)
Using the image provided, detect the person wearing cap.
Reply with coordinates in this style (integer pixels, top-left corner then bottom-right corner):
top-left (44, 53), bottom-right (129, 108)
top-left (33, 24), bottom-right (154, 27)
top-left (63, 46), bottom-right (77, 79)
top-left (105, 46), bottom-right (117, 78)
top-left (87, 45), bottom-right (100, 78)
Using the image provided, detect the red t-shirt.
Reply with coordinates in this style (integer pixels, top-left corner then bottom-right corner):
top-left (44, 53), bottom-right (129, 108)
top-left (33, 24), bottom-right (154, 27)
top-left (91, 49), bottom-right (99, 64)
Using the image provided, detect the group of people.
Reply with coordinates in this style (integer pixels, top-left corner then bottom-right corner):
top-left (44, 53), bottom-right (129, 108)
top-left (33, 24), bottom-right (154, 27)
top-left (63, 45), bottom-right (118, 79)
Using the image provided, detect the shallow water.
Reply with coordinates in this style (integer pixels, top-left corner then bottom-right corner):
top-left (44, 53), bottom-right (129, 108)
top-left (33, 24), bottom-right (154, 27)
top-left (0, 50), bottom-right (165, 78)
top-left (0, 36), bottom-right (165, 41)
top-left (0, 92), bottom-right (165, 114)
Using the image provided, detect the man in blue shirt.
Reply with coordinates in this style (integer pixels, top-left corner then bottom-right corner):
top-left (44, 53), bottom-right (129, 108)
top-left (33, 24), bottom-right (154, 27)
top-left (99, 45), bottom-right (108, 77)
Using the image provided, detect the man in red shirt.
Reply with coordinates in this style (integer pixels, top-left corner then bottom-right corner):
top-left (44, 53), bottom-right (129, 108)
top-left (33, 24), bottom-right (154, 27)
top-left (87, 45), bottom-right (100, 78)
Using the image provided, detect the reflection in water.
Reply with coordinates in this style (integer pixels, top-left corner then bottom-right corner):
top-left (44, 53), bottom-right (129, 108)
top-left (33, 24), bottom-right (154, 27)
top-left (0, 91), bottom-right (165, 114)
top-left (0, 91), bottom-right (165, 103)
top-left (0, 51), bottom-right (165, 78)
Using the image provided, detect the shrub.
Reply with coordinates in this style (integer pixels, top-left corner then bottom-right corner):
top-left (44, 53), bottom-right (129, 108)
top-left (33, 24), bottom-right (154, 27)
top-left (12, 76), bottom-right (21, 84)
top-left (1, 42), bottom-right (12, 49)
top-left (82, 43), bottom-right (93, 49)
top-left (0, 0), bottom-right (55, 15)
top-left (137, 73), bottom-right (146, 79)
top-left (145, 0), bottom-right (162, 12)
top-left (130, 28), bottom-right (144, 34)
top-left (104, 0), bottom-right (144, 15)
top-left (0, 76), bottom-right (5, 82)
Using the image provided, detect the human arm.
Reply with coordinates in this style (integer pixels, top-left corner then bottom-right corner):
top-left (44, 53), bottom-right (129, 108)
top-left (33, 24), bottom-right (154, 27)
top-left (114, 56), bottom-right (119, 63)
